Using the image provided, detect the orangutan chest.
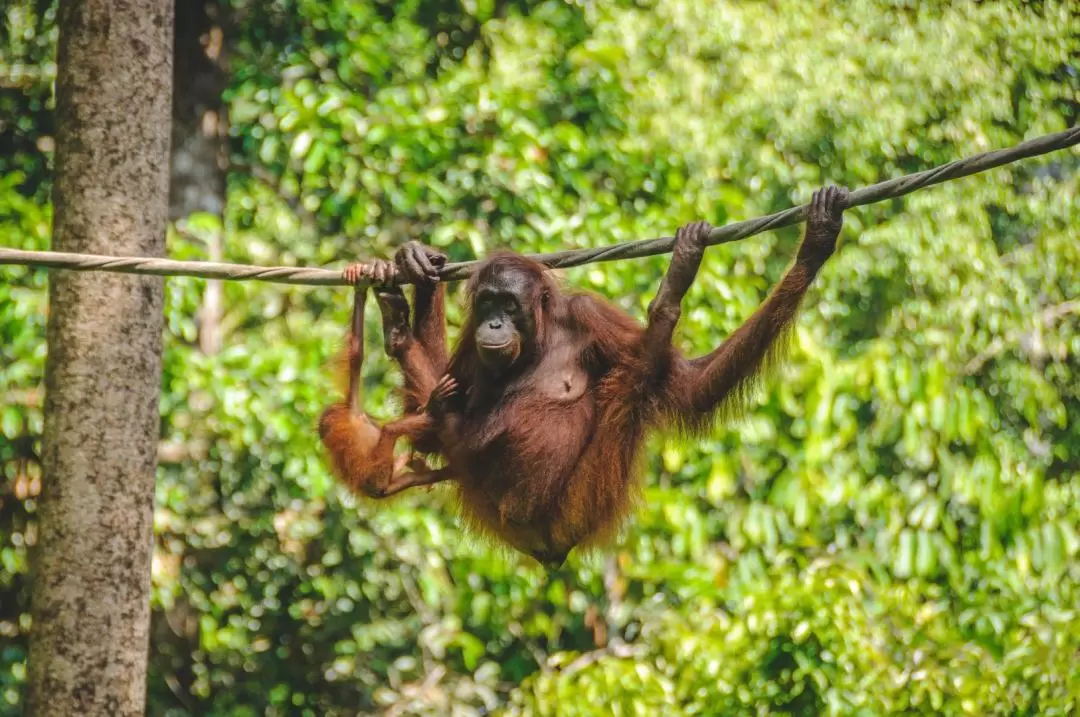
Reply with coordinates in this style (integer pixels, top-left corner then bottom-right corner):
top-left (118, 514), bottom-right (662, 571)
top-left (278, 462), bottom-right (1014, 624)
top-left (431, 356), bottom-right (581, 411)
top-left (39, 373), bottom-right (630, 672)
top-left (531, 341), bottom-right (590, 402)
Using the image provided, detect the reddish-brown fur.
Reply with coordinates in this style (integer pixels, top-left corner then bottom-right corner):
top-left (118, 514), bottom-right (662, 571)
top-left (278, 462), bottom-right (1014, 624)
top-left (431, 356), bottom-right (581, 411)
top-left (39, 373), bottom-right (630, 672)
top-left (318, 285), bottom-right (453, 499)
top-left (322, 188), bottom-right (848, 566)
top-left (318, 404), bottom-right (430, 497)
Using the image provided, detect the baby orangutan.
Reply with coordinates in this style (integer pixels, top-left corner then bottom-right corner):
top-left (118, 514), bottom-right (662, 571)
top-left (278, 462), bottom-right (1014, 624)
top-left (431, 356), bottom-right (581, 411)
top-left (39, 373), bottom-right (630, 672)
top-left (318, 261), bottom-right (457, 499)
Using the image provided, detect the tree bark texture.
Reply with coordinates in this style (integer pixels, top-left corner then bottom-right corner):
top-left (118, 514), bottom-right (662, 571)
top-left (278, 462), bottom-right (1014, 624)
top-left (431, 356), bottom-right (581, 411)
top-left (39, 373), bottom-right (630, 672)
top-left (27, 2), bottom-right (173, 716)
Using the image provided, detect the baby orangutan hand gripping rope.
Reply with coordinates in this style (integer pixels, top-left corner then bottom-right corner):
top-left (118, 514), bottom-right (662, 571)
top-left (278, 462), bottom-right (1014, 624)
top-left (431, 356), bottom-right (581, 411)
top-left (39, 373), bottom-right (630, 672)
top-left (320, 186), bottom-right (849, 568)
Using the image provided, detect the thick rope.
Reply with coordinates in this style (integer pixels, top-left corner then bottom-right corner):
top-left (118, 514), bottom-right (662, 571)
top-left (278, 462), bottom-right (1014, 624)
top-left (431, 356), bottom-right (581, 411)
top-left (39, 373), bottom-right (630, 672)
top-left (1, 127), bottom-right (1077, 286)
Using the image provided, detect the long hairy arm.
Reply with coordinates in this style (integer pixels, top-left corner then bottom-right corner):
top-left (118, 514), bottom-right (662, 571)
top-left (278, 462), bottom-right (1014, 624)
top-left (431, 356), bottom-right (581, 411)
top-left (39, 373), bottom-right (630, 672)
top-left (665, 186), bottom-right (848, 432)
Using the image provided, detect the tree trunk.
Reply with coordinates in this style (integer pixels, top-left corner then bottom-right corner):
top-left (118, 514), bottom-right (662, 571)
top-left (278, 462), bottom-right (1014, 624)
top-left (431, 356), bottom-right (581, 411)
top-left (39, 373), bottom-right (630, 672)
top-left (26, 2), bottom-right (174, 716)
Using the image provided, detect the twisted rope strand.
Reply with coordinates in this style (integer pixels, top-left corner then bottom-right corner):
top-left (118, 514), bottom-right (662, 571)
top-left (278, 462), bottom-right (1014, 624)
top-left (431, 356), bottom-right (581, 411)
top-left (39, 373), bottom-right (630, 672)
top-left (2, 127), bottom-right (1077, 286)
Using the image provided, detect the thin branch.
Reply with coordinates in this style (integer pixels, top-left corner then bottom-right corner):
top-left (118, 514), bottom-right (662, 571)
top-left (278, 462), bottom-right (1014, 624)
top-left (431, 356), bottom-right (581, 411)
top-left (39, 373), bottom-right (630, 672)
top-left (1041, 299), bottom-right (1079, 324)
top-left (1, 127), bottom-right (1077, 286)
top-left (555, 642), bottom-right (643, 677)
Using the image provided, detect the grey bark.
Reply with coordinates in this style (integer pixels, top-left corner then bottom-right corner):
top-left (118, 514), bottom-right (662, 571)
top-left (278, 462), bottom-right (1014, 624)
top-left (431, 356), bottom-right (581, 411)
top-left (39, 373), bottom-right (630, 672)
top-left (26, 2), bottom-right (174, 716)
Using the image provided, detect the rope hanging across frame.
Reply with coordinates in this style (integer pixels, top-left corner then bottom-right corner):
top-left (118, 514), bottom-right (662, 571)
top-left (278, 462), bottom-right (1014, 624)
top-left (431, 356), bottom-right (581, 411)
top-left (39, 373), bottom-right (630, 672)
top-left (1, 127), bottom-right (1078, 286)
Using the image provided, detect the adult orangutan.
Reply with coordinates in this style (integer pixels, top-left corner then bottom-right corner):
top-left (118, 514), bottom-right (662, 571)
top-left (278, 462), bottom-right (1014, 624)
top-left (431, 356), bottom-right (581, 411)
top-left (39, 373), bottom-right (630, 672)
top-left (320, 186), bottom-right (849, 568)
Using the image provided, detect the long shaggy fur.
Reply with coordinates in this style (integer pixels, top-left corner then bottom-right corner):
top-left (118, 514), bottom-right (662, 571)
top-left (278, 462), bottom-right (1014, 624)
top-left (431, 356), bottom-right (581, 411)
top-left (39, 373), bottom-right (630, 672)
top-left (436, 250), bottom-right (820, 563)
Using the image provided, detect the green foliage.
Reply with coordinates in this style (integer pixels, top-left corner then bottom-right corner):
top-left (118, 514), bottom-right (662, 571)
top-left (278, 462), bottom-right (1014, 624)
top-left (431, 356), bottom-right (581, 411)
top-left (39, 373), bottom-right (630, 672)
top-left (2, 0), bottom-right (1079, 714)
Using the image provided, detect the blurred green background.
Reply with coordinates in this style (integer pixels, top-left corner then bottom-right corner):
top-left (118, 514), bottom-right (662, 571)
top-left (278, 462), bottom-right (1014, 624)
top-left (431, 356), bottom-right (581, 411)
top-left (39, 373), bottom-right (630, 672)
top-left (2, 1), bottom-right (1078, 714)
